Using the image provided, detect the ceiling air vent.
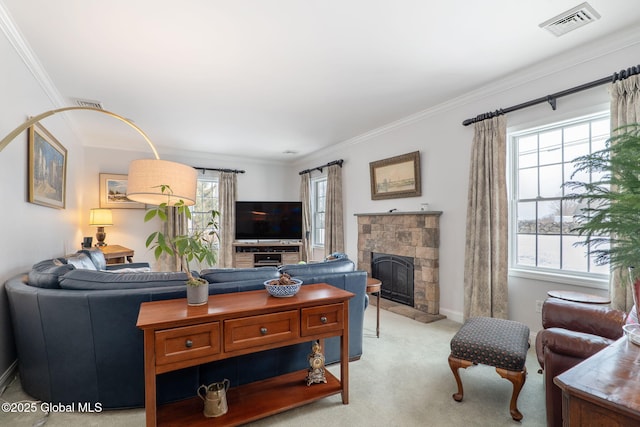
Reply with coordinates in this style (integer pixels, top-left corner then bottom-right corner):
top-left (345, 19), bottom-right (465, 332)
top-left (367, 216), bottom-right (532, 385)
top-left (71, 98), bottom-right (104, 110)
top-left (539, 2), bottom-right (601, 37)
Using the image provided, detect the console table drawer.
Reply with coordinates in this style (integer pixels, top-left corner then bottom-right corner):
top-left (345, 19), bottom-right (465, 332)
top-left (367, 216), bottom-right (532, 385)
top-left (301, 303), bottom-right (344, 336)
top-left (224, 310), bottom-right (299, 352)
top-left (155, 322), bottom-right (221, 366)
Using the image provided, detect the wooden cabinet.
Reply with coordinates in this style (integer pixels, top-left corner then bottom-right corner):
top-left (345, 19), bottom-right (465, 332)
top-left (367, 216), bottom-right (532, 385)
top-left (98, 244), bottom-right (134, 265)
top-left (137, 283), bottom-right (353, 427)
top-left (233, 242), bottom-right (301, 268)
top-left (554, 337), bottom-right (640, 426)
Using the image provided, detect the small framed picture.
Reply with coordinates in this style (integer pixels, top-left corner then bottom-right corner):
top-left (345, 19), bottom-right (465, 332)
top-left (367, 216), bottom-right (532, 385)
top-left (369, 151), bottom-right (421, 200)
top-left (28, 123), bottom-right (67, 209)
top-left (99, 173), bottom-right (146, 209)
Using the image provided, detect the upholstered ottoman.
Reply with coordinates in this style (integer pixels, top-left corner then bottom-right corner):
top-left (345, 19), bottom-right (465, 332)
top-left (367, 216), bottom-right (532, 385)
top-left (448, 317), bottom-right (530, 421)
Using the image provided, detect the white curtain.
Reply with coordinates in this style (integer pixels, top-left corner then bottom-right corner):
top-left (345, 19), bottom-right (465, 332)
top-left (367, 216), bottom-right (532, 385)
top-left (218, 172), bottom-right (237, 268)
top-left (463, 115), bottom-right (508, 320)
top-left (300, 173), bottom-right (312, 262)
top-left (324, 164), bottom-right (344, 256)
top-left (609, 74), bottom-right (640, 312)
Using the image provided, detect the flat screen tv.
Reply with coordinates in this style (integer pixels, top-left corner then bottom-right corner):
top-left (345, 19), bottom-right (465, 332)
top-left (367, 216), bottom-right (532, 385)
top-left (235, 201), bottom-right (303, 241)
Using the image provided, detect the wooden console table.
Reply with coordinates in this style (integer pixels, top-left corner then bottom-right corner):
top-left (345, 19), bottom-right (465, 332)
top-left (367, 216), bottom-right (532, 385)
top-left (98, 244), bottom-right (134, 264)
top-left (137, 283), bottom-right (353, 427)
top-left (554, 337), bottom-right (640, 426)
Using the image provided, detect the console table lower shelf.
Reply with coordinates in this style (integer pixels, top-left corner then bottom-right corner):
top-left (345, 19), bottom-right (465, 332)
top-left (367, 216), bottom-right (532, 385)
top-left (137, 283), bottom-right (354, 427)
top-left (157, 369), bottom-right (342, 427)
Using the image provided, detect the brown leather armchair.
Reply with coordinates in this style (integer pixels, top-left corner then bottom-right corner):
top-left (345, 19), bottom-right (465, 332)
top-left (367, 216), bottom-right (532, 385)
top-left (535, 297), bottom-right (627, 427)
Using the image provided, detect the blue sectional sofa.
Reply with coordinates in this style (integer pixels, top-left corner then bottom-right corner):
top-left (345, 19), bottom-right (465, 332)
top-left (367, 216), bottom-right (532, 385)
top-left (5, 249), bottom-right (367, 409)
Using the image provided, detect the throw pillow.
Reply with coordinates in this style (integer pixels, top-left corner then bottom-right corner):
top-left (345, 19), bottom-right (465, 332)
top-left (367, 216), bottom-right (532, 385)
top-left (200, 267), bottom-right (279, 283)
top-left (28, 259), bottom-right (75, 289)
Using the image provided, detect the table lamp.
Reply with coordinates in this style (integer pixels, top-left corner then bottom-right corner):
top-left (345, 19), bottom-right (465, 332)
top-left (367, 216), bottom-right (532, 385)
top-left (89, 208), bottom-right (113, 246)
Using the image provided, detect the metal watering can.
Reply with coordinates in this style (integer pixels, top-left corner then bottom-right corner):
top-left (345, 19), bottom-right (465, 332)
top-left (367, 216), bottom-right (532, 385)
top-left (197, 378), bottom-right (230, 418)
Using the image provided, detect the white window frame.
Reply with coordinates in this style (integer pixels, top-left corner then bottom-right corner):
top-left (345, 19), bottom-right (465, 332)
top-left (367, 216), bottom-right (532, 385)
top-left (508, 111), bottom-right (610, 290)
top-left (311, 176), bottom-right (327, 248)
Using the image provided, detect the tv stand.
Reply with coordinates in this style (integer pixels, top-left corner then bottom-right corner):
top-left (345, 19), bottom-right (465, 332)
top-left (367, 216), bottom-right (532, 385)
top-left (233, 241), bottom-right (302, 268)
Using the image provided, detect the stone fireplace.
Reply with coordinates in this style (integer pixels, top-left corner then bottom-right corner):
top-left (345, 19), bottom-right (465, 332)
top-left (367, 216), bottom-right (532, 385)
top-left (356, 211), bottom-right (442, 316)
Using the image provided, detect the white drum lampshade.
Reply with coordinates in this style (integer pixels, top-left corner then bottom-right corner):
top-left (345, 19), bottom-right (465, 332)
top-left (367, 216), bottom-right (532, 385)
top-left (127, 159), bottom-right (197, 206)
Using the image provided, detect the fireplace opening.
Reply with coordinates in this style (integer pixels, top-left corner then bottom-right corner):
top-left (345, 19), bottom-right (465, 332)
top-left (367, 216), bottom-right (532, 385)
top-left (371, 252), bottom-right (414, 307)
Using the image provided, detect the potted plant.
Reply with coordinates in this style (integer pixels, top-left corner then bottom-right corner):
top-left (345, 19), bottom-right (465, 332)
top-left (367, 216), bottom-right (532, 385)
top-left (144, 185), bottom-right (220, 305)
top-left (566, 123), bottom-right (640, 310)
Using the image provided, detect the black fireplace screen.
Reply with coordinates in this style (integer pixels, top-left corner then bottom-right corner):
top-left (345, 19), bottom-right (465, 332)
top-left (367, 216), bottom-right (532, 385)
top-left (371, 253), bottom-right (414, 306)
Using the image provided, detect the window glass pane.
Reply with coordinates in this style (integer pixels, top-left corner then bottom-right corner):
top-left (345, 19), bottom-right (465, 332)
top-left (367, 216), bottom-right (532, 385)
top-left (590, 240), bottom-right (610, 274)
top-left (539, 129), bottom-right (562, 165)
top-left (562, 199), bottom-right (582, 235)
top-left (517, 201), bottom-right (536, 234)
top-left (538, 235), bottom-right (560, 269)
top-left (539, 164), bottom-right (563, 198)
top-left (518, 168), bottom-right (538, 199)
top-left (518, 135), bottom-right (538, 168)
top-left (562, 236), bottom-right (588, 273)
top-left (517, 234), bottom-right (536, 266)
top-left (537, 201), bottom-right (559, 235)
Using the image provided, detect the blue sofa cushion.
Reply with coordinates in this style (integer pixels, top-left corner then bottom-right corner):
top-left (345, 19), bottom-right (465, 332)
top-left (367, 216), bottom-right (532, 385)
top-left (200, 267), bottom-right (279, 283)
top-left (58, 270), bottom-right (190, 290)
top-left (279, 259), bottom-right (355, 276)
top-left (28, 259), bottom-right (75, 289)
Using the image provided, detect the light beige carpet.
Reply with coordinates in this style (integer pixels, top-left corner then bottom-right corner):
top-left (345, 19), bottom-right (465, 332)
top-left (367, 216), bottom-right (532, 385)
top-left (0, 305), bottom-right (545, 426)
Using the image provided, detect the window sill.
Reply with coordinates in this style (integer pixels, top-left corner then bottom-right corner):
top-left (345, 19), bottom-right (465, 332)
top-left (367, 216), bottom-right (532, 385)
top-left (509, 267), bottom-right (608, 290)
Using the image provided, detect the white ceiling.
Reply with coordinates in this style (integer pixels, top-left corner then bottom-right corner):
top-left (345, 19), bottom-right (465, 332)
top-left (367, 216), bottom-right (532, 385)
top-left (2, 1), bottom-right (640, 161)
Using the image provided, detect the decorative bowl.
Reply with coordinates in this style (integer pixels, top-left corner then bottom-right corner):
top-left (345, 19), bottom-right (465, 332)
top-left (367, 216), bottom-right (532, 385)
top-left (264, 278), bottom-right (302, 297)
top-left (623, 323), bottom-right (640, 346)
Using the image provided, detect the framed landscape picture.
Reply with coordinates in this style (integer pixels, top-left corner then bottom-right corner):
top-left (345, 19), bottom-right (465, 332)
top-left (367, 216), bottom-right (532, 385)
top-left (28, 123), bottom-right (67, 209)
top-left (99, 173), bottom-right (146, 209)
top-left (369, 151), bottom-right (421, 200)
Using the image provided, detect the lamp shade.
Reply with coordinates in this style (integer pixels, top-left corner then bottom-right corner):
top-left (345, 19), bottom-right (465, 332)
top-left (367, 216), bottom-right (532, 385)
top-left (89, 208), bottom-right (113, 226)
top-left (126, 159), bottom-right (197, 206)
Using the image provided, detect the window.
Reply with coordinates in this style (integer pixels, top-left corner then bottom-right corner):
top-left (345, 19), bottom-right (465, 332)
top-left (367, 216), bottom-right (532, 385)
top-left (188, 174), bottom-right (219, 246)
top-left (311, 177), bottom-right (327, 247)
top-left (509, 112), bottom-right (610, 282)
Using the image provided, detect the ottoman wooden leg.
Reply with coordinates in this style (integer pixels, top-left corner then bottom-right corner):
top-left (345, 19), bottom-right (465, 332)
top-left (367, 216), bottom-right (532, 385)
top-left (448, 355), bottom-right (473, 402)
top-left (496, 366), bottom-right (527, 421)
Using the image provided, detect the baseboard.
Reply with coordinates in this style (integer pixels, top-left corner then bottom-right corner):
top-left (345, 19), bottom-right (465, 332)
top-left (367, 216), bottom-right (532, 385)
top-left (439, 308), bottom-right (463, 324)
top-left (0, 360), bottom-right (18, 394)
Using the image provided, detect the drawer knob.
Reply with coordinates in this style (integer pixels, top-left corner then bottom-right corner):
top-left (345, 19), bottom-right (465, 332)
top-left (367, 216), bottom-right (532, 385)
top-left (185, 339), bottom-right (193, 348)
top-left (320, 316), bottom-right (328, 324)
top-left (260, 327), bottom-right (268, 335)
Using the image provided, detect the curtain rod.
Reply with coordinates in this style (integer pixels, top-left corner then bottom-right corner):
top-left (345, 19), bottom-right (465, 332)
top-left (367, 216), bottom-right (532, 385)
top-left (194, 166), bottom-right (245, 174)
top-left (299, 159), bottom-right (343, 175)
top-left (462, 64), bottom-right (640, 126)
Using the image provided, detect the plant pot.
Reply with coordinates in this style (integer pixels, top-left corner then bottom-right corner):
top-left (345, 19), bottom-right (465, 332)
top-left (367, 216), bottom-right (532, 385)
top-left (187, 283), bottom-right (209, 306)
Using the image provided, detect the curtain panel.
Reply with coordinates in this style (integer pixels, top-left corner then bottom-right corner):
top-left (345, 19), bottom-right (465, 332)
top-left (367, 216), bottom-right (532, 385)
top-left (218, 171), bottom-right (237, 268)
top-left (300, 173), bottom-right (312, 262)
top-left (155, 206), bottom-right (186, 272)
top-left (609, 75), bottom-right (640, 312)
top-left (324, 164), bottom-right (344, 256)
top-left (463, 115), bottom-right (508, 320)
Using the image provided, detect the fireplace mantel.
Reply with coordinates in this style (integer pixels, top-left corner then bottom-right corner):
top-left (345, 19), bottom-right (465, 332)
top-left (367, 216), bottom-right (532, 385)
top-left (356, 211), bottom-right (442, 316)
top-left (354, 211), bottom-right (442, 217)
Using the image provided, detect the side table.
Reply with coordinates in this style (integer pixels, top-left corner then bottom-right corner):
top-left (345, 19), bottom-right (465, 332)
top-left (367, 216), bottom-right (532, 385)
top-left (547, 290), bottom-right (610, 305)
top-left (367, 277), bottom-right (382, 338)
top-left (99, 244), bottom-right (134, 265)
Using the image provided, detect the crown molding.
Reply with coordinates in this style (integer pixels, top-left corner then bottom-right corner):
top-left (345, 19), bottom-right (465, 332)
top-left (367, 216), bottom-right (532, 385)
top-left (0, 1), bottom-right (65, 107)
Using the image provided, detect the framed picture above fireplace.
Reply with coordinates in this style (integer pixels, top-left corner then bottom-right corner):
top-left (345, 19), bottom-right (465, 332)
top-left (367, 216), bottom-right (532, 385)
top-left (369, 151), bottom-right (421, 200)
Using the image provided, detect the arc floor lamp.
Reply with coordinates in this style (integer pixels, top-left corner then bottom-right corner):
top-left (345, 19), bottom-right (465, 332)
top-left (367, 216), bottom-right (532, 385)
top-left (0, 106), bottom-right (197, 206)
